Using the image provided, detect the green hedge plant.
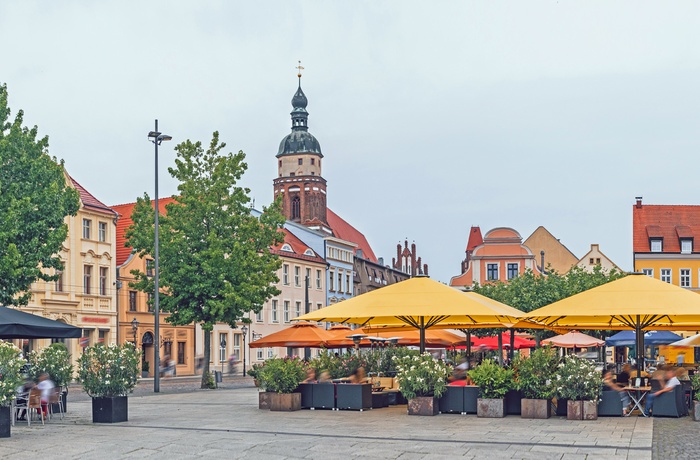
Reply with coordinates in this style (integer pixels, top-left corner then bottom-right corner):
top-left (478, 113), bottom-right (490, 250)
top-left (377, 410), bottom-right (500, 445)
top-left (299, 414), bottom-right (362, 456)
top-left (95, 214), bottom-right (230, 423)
top-left (393, 352), bottom-right (451, 399)
top-left (257, 357), bottom-right (307, 394)
top-left (513, 347), bottom-right (559, 400)
top-left (468, 359), bottom-right (513, 399)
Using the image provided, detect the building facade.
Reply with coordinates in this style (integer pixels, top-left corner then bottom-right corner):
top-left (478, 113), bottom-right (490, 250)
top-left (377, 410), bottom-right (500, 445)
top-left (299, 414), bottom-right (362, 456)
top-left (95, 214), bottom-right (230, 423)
top-left (23, 172), bottom-right (118, 366)
top-left (112, 199), bottom-right (196, 376)
top-left (450, 227), bottom-right (542, 288)
top-left (577, 244), bottom-right (621, 273)
top-left (633, 197), bottom-right (700, 292)
top-left (523, 226), bottom-right (579, 274)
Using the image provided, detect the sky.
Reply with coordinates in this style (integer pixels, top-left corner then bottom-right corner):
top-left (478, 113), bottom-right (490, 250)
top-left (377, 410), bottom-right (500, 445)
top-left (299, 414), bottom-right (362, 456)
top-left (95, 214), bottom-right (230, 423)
top-left (3, 1), bottom-right (700, 284)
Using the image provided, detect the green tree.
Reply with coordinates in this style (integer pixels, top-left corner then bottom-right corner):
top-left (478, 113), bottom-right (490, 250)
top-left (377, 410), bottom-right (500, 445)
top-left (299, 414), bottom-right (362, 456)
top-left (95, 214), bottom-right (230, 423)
top-left (126, 132), bottom-right (285, 388)
top-left (0, 83), bottom-right (79, 306)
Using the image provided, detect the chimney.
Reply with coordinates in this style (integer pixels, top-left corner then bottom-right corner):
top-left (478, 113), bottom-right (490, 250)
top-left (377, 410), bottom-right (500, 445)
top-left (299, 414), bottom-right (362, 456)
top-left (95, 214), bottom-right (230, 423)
top-left (378, 257), bottom-right (384, 266)
top-left (635, 196), bottom-right (643, 209)
top-left (356, 249), bottom-right (364, 259)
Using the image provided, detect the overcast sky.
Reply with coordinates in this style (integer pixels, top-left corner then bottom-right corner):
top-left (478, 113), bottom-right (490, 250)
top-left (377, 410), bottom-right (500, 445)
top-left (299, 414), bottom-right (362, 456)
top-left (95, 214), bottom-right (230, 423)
top-left (3, 1), bottom-right (700, 284)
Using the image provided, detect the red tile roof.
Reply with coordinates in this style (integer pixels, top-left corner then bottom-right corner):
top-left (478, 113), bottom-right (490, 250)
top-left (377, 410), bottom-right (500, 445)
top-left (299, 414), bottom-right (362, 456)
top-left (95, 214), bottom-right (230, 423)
top-left (271, 229), bottom-right (327, 265)
top-left (69, 176), bottom-right (116, 216)
top-left (112, 198), bottom-right (177, 266)
top-left (327, 208), bottom-right (378, 263)
top-left (632, 203), bottom-right (700, 253)
top-left (466, 226), bottom-right (483, 252)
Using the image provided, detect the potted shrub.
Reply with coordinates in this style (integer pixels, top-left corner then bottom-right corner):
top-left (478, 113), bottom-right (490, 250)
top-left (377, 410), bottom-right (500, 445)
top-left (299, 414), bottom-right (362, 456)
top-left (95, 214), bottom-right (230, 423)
top-left (78, 343), bottom-right (140, 423)
top-left (394, 352), bottom-right (451, 416)
top-left (28, 343), bottom-right (73, 412)
top-left (691, 373), bottom-right (700, 421)
top-left (141, 360), bottom-right (149, 378)
top-left (0, 342), bottom-right (25, 437)
top-left (513, 347), bottom-right (559, 419)
top-left (468, 359), bottom-right (513, 418)
top-left (555, 355), bottom-right (602, 420)
top-left (256, 357), bottom-right (307, 411)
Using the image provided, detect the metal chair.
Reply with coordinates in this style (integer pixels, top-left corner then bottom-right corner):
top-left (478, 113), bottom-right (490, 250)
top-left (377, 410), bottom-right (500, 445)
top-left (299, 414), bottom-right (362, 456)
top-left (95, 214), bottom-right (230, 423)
top-left (49, 387), bottom-right (64, 420)
top-left (27, 388), bottom-right (44, 426)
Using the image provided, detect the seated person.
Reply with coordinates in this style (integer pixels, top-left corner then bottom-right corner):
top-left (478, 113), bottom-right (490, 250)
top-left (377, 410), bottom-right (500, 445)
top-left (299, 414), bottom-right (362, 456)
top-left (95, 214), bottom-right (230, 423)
top-left (603, 369), bottom-right (632, 416)
top-left (348, 366), bottom-right (366, 384)
top-left (675, 367), bottom-right (690, 381)
top-left (36, 373), bottom-right (55, 418)
top-left (318, 371), bottom-right (332, 383)
top-left (617, 364), bottom-right (631, 385)
top-left (302, 368), bottom-right (317, 383)
top-left (644, 367), bottom-right (681, 416)
top-left (15, 378), bottom-right (35, 421)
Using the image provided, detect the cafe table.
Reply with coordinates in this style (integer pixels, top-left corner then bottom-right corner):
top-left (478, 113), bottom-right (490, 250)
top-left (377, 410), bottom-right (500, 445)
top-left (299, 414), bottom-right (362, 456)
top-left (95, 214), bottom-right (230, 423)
top-left (623, 385), bottom-right (652, 416)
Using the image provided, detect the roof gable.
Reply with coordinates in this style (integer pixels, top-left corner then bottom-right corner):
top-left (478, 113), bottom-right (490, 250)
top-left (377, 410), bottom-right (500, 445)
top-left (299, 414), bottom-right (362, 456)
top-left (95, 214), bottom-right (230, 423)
top-left (69, 175), bottom-right (116, 216)
top-left (633, 204), bottom-right (700, 253)
top-left (326, 208), bottom-right (378, 262)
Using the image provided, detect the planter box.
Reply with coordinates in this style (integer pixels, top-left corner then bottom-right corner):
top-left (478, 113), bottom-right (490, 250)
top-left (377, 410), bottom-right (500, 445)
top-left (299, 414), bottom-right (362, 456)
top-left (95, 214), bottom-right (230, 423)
top-left (408, 396), bottom-right (439, 416)
top-left (439, 386), bottom-right (465, 414)
top-left (693, 401), bottom-right (700, 421)
top-left (505, 390), bottom-right (522, 415)
top-left (92, 396), bottom-right (128, 423)
top-left (336, 383), bottom-right (372, 411)
top-left (259, 391), bottom-right (273, 410)
top-left (0, 406), bottom-right (10, 438)
top-left (477, 398), bottom-right (505, 418)
top-left (269, 392), bottom-right (301, 412)
top-left (521, 398), bottom-right (551, 419)
top-left (567, 400), bottom-right (598, 420)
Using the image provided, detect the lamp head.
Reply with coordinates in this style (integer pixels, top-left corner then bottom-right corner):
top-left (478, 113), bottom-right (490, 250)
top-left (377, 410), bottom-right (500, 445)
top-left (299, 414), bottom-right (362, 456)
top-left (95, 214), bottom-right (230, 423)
top-left (131, 317), bottom-right (139, 330)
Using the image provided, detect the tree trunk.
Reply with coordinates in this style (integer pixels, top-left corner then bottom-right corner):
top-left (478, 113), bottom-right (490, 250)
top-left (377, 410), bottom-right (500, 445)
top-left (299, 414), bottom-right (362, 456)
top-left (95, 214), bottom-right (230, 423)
top-left (201, 327), bottom-right (211, 389)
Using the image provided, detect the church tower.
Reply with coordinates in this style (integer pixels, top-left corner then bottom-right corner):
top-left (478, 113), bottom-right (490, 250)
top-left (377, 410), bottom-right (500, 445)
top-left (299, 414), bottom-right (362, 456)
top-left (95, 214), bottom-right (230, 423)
top-left (273, 65), bottom-right (328, 228)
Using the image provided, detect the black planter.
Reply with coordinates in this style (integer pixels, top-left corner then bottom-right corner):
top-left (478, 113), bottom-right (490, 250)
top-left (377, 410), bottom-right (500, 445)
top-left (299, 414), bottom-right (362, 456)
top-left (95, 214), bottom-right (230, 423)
top-left (92, 396), bottom-right (128, 423)
top-left (0, 406), bottom-right (10, 438)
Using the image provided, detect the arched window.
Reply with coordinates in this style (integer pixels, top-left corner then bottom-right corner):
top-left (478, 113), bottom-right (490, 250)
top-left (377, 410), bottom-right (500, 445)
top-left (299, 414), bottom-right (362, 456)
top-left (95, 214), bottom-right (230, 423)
top-left (291, 196), bottom-right (301, 220)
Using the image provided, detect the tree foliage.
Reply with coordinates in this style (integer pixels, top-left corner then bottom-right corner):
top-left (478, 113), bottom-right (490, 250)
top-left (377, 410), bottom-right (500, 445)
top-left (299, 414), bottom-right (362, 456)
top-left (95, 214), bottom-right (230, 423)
top-left (0, 83), bottom-right (80, 306)
top-left (125, 131), bottom-right (285, 388)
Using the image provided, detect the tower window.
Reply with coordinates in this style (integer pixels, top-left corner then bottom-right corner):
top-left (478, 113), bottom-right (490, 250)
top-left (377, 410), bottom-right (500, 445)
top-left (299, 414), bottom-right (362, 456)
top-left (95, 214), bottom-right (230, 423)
top-left (279, 160), bottom-right (282, 168)
top-left (310, 158), bottom-right (315, 165)
top-left (298, 158), bottom-right (303, 165)
top-left (291, 196), bottom-right (301, 220)
top-left (290, 172), bottom-right (295, 177)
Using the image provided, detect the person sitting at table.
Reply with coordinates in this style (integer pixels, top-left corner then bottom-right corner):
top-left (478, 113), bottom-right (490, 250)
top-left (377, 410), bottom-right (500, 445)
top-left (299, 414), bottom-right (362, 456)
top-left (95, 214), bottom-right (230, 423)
top-left (617, 364), bottom-right (631, 385)
top-left (348, 366), bottom-right (366, 383)
top-left (15, 377), bottom-right (35, 421)
top-left (603, 369), bottom-right (632, 416)
top-left (302, 368), bottom-right (317, 383)
top-left (318, 370), bottom-right (332, 383)
top-left (675, 367), bottom-right (690, 381)
top-left (643, 367), bottom-right (680, 417)
top-left (36, 372), bottom-right (55, 418)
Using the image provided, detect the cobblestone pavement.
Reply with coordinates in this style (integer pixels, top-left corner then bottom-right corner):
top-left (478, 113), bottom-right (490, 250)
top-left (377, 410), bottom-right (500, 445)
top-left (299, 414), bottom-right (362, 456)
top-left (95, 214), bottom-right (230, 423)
top-left (652, 417), bottom-right (700, 460)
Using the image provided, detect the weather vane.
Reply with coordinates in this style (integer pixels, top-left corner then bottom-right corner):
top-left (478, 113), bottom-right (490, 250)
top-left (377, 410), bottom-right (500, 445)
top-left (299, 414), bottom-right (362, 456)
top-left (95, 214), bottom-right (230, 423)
top-left (296, 60), bottom-right (304, 78)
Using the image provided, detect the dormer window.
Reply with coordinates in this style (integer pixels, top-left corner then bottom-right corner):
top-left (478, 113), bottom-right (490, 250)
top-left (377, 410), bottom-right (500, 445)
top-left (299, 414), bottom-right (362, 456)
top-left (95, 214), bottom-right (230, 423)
top-left (304, 249), bottom-right (314, 256)
top-left (650, 239), bottom-right (662, 253)
top-left (681, 239), bottom-right (693, 254)
top-left (281, 244), bottom-right (293, 252)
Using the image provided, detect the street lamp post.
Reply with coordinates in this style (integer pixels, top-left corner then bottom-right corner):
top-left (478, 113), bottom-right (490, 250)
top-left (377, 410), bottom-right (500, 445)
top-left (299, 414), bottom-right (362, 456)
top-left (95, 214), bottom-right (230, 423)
top-left (148, 120), bottom-right (172, 393)
top-left (131, 317), bottom-right (139, 345)
top-left (220, 336), bottom-right (226, 375)
top-left (241, 325), bottom-right (248, 376)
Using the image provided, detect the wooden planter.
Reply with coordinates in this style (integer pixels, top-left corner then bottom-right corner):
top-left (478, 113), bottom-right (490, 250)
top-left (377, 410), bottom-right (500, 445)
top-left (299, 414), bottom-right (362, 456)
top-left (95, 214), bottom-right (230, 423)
top-left (693, 401), bottom-right (700, 421)
top-left (521, 398), bottom-right (551, 419)
top-left (269, 392), bottom-right (301, 412)
top-left (0, 406), bottom-right (10, 438)
top-left (567, 400), bottom-right (598, 420)
top-left (92, 396), bottom-right (128, 423)
top-left (477, 398), bottom-right (505, 418)
top-left (408, 396), bottom-right (439, 416)
top-left (259, 391), bottom-right (273, 410)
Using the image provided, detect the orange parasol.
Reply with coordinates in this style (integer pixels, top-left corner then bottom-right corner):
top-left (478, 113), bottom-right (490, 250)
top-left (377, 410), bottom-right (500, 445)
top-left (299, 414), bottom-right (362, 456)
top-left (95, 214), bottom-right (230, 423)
top-left (248, 322), bottom-right (333, 348)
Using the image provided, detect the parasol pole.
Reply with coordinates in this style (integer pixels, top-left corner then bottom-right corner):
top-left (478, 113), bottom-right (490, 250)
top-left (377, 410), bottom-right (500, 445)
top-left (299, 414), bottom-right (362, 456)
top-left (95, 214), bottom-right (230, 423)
top-left (497, 331), bottom-right (503, 366)
top-left (509, 330), bottom-right (515, 364)
top-left (419, 317), bottom-right (425, 354)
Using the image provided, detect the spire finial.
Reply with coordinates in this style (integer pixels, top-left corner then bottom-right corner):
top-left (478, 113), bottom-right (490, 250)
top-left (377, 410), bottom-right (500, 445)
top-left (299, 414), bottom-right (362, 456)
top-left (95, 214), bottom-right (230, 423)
top-left (296, 60), bottom-right (304, 80)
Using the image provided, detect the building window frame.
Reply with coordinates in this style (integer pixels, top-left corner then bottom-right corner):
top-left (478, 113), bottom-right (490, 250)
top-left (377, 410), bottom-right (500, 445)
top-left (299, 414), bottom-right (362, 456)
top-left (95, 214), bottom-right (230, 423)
top-left (680, 268), bottom-right (691, 288)
top-left (83, 265), bottom-right (92, 294)
top-left (129, 291), bottom-right (137, 311)
top-left (660, 268), bottom-right (672, 284)
top-left (99, 267), bottom-right (108, 296)
top-left (681, 239), bottom-right (693, 254)
top-left (294, 266), bottom-right (301, 287)
top-left (295, 301), bottom-right (302, 318)
top-left (283, 300), bottom-right (290, 323)
top-left (650, 239), bottom-right (663, 253)
top-left (255, 309), bottom-right (263, 322)
top-left (177, 341), bottom-right (186, 365)
top-left (283, 264), bottom-right (289, 285)
top-left (55, 270), bottom-right (64, 292)
top-left (146, 259), bottom-right (155, 277)
top-left (271, 300), bottom-right (279, 323)
top-left (642, 268), bottom-right (653, 277)
top-left (98, 221), bottom-right (107, 242)
top-left (506, 263), bottom-right (518, 280)
top-left (316, 269), bottom-right (322, 289)
top-left (82, 219), bottom-right (92, 240)
top-left (486, 263), bottom-right (499, 281)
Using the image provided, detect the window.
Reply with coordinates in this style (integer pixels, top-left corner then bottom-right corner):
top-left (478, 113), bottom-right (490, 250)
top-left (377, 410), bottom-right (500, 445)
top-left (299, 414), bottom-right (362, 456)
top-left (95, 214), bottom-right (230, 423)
top-left (291, 196), bottom-right (300, 220)
top-left (661, 269), bottom-right (672, 283)
top-left (681, 239), bottom-right (693, 254)
top-left (283, 265), bottom-right (289, 285)
top-left (681, 269), bottom-right (691, 288)
top-left (295, 301), bottom-right (302, 318)
top-left (98, 330), bottom-right (107, 344)
top-left (650, 239), bottom-right (662, 252)
top-left (257, 349), bottom-right (264, 361)
top-left (316, 303), bottom-right (322, 311)
top-left (255, 309), bottom-right (263, 322)
top-left (294, 266), bottom-right (300, 287)
top-left (233, 334), bottom-right (241, 361)
top-left (306, 268), bottom-right (311, 287)
top-left (298, 158), bottom-right (303, 165)
top-left (284, 301), bottom-right (290, 323)
top-left (346, 274), bottom-right (351, 294)
top-left (507, 263), bottom-right (518, 280)
top-left (316, 270), bottom-right (322, 289)
top-left (329, 271), bottom-right (335, 291)
top-left (271, 300), bottom-right (278, 323)
top-left (99, 267), bottom-right (108, 295)
top-left (177, 342), bottom-right (186, 365)
top-left (147, 293), bottom-right (154, 312)
top-left (146, 259), bottom-right (154, 277)
top-left (338, 272), bottom-right (343, 293)
top-left (596, 258), bottom-right (601, 264)
top-left (219, 333), bottom-right (227, 363)
top-left (129, 291), bottom-right (137, 311)
top-left (98, 222), bottom-right (107, 242)
top-left (487, 263), bottom-right (499, 281)
top-left (83, 265), bottom-right (92, 294)
top-left (82, 219), bottom-right (91, 239)
top-left (642, 268), bottom-right (653, 277)
top-left (267, 349), bottom-right (274, 359)
top-left (589, 258), bottom-right (594, 265)
top-left (55, 271), bottom-right (63, 292)
top-left (311, 158), bottom-right (315, 165)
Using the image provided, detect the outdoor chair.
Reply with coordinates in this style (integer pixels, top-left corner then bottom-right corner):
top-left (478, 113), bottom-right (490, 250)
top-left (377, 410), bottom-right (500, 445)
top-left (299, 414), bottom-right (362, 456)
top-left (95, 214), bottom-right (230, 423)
top-left (49, 387), bottom-right (64, 420)
top-left (12, 393), bottom-right (29, 426)
top-left (27, 388), bottom-right (44, 426)
top-left (652, 386), bottom-right (687, 418)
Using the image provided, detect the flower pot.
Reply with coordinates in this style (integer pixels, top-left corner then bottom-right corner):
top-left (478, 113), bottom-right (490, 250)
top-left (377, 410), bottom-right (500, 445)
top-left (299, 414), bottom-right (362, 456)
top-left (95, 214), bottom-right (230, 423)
top-left (142, 371), bottom-right (149, 378)
top-left (269, 392), bottom-right (301, 412)
top-left (408, 396), bottom-right (439, 416)
top-left (477, 398), bottom-right (505, 418)
top-left (582, 400), bottom-right (598, 420)
top-left (0, 406), bottom-right (10, 438)
top-left (521, 398), bottom-right (551, 419)
top-left (259, 391), bottom-right (273, 410)
top-left (92, 396), bottom-right (128, 423)
top-left (567, 400), bottom-right (583, 420)
top-left (692, 401), bottom-right (700, 421)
